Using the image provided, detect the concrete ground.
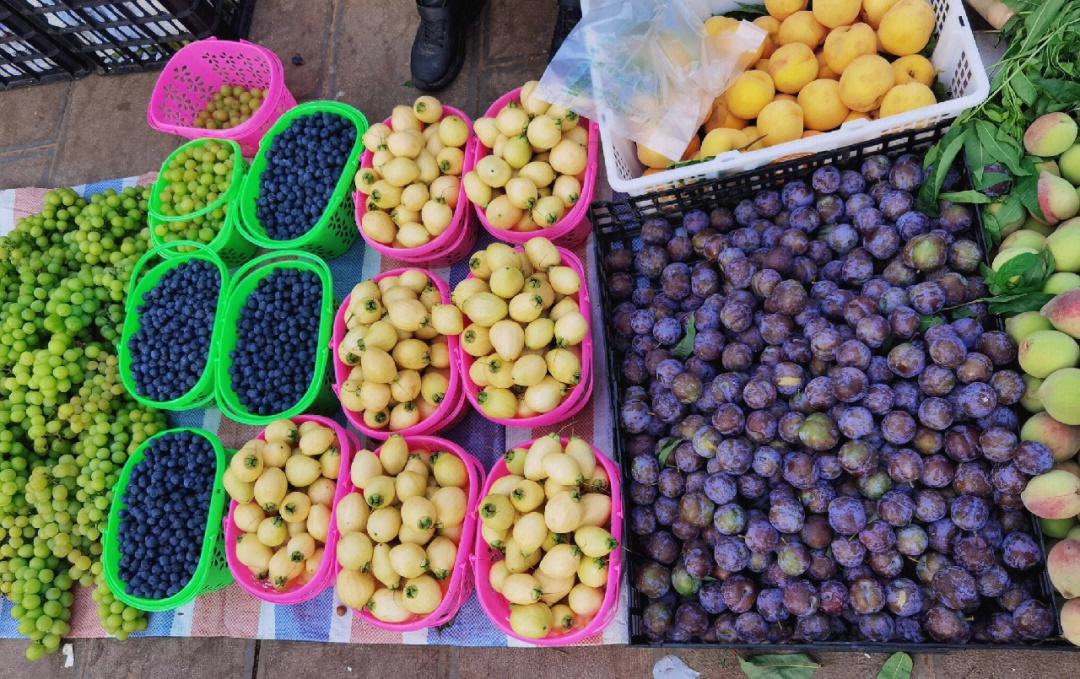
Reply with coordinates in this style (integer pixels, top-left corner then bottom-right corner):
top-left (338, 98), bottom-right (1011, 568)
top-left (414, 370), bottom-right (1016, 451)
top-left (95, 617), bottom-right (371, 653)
top-left (0, 0), bottom-right (1077, 676)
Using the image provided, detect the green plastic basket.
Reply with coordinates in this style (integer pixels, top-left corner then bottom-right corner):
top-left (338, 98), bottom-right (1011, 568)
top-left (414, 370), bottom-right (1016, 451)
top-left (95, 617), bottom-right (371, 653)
top-left (214, 249), bottom-right (336, 425)
top-left (237, 101), bottom-right (369, 260)
top-left (118, 241), bottom-right (229, 411)
top-left (148, 138), bottom-right (257, 269)
top-left (102, 428), bottom-right (233, 612)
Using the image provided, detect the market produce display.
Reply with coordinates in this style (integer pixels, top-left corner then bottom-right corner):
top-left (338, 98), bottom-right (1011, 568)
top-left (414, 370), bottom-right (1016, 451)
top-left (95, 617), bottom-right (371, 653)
top-left (227, 268), bottom-right (323, 416)
top-left (226, 418), bottom-right (341, 590)
top-left (0, 187), bottom-right (169, 658)
top-left (356, 96), bottom-right (469, 248)
top-left (606, 151), bottom-right (1056, 645)
top-left (125, 259), bottom-right (219, 402)
top-left (480, 435), bottom-right (615, 639)
top-left (635, 0), bottom-right (942, 170)
top-left (468, 81), bottom-right (588, 233)
top-left (255, 112), bottom-right (358, 240)
top-left (192, 84), bottom-right (266, 130)
top-left (115, 431), bottom-right (216, 599)
top-left (334, 435), bottom-right (471, 623)
top-left (455, 238), bottom-right (589, 420)
top-left (337, 269), bottom-right (455, 431)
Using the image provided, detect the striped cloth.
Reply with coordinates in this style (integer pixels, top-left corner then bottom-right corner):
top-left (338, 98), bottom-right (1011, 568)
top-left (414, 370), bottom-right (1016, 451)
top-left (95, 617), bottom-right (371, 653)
top-left (0, 176), bottom-right (628, 646)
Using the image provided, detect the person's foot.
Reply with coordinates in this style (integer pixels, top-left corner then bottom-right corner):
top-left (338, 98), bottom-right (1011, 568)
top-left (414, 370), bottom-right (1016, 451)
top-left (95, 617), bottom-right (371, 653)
top-left (549, 0), bottom-right (581, 62)
top-left (411, 1), bottom-right (466, 92)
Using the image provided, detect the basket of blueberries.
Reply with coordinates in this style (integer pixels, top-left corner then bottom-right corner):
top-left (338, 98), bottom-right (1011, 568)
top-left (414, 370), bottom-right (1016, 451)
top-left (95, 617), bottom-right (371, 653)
top-left (119, 241), bottom-right (229, 411)
top-left (238, 101), bottom-right (368, 260)
top-left (213, 249), bottom-right (336, 425)
top-left (103, 428), bottom-right (232, 611)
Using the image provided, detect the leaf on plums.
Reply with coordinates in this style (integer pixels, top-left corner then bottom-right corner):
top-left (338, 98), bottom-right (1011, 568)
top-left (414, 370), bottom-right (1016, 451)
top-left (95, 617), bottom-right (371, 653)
top-left (975, 120), bottom-right (1026, 177)
top-left (918, 315), bottom-right (945, 332)
top-left (656, 438), bottom-right (683, 468)
top-left (672, 312), bottom-right (697, 360)
top-left (938, 190), bottom-right (991, 204)
top-left (877, 652), bottom-right (913, 679)
top-left (738, 653), bottom-right (820, 679)
top-left (986, 292), bottom-right (1056, 316)
top-left (918, 124), bottom-right (968, 215)
top-left (986, 250), bottom-right (1054, 296)
top-left (951, 306), bottom-right (977, 319)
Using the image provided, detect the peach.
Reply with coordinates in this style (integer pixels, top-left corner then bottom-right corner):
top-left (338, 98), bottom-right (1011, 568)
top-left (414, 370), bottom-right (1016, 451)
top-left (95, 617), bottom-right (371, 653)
top-left (816, 51), bottom-right (840, 80)
top-left (892, 54), bottom-right (934, 86)
top-left (1037, 172), bottom-right (1080, 225)
top-left (1021, 373), bottom-right (1046, 413)
top-left (1041, 289), bottom-right (1080, 339)
top-left (1022, 212), bottom-right (1055, 236)
top-left (823, 23), bottom-right (877, 75)
top-left (1024, 113), bottom-right (1079, 157)
top-left (1069, 524), bottom-right (1080, 541)
top-left (1018, 330), bottom-right (1080, 378)
top-left (1042, 517), bottom-right (1076, 538)
top-left (813, 0), bottom-right (863, 28)
top-left (1006, 311), bottom-right (1053, 343)
top-left (838, 55), bottom-right (895, 112)
top-left (756, 100), bottom-right (804, 147)
top-left (878, 0), bottom-right (935, 56)
top-left (700, 128), bottom-right (745, 157)
top-left (765, 0), bottom-right (808, 21)
top-left (1038, 368), bottom-right (1080, 425)
top-left (1022, 411), bottom-right (1080, 462)
top-left (769, 43), bottom-right (819, 93)
top-left (704, 16), bottom-right (739, 37)
top-left (1021, 470), bottom-right (1080, 520)
top-left (844, 111), bottom-right (872, 124)
top-left (725, 70), bottom-right (776, 120)
top-left (776, 11), bottom-right (827, 50)
top-left (1000, 229), bottom-right (1047, 252)
top-left (862, 0), bottom-right (901, 27)
top-left (1060, 144), bottom-right (1080, 185)
top-left (798, 79), bottom-right (850, 131)
top-left (1062, 598), bottom-right (1080, 645)
top-left (987, 199), bottom-right (1028, 237)
top-left (1047, 218), bottom-right (1080, 272)
top-left (991, 246), bottom-right (1040, 275)
top-left (1033, 158), bottom-right (1061, 177)
top-left (636, 145), bottom-right (674, 169)
top-left (754, 15), bottom-right (782, 38)
top-left (1048, 538), bottom-right (1080, 597)
top-left (1045, 272), bottom-right (1080, 295)
top-left (878, 82), bottom-right (936, 119)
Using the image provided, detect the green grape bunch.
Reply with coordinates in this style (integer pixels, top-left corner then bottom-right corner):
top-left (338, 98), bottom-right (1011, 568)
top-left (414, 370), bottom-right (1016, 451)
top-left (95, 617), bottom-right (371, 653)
top-left (0, 186), bottom-right (169, 659)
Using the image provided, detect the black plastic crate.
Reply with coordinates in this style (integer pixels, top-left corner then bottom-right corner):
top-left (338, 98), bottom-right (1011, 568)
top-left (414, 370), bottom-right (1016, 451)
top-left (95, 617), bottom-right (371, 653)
top-left (0, 0), bottom-right (88, 89)
top-left (11, 0), bottom-right (255, 75)
top-left (589, 124), bottom-right (1076, 652)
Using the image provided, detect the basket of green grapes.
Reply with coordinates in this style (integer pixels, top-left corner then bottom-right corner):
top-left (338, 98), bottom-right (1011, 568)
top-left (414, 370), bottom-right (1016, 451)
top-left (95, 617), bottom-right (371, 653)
top-left (148, 138), bottom-right (257, 268)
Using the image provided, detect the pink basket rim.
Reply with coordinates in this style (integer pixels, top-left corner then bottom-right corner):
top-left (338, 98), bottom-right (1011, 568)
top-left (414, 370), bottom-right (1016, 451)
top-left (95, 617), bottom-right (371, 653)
top-left (146, 38), bottom-right (286, 138)
top-left (458, 246), bottom-right (593, 428)
top-left (355, 106), bottom-right (477, 259)
top-left (330, 268), bottom-right (464, 440)
top-left (470, 87), bottom-right (599, 245)
top-left (333, 435), bottom-right (487, 631)
top-left (360, 205), bottom-right (477, 266)
top-left (471, 437), bottom-right (623, 645)
top-left (223, 414), bottom-right (359, 604)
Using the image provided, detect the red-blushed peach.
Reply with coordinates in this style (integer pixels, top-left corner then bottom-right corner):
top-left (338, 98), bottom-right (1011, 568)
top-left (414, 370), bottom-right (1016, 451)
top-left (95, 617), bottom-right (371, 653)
top-left (1062, 598), bottom-right (1080, 645)
top-left (1025, 113), bottom-right (1079, 157)
top-left (1037, 172), bottom-right (1080, 225)
top-left (1022, 411), bottom-right (1080, 461)
top-left (1048, 538), bottom-right (1080, 598)
top-left (1041, 289), bottom-right (1080, 339)
top-left (1022, 470), bottom-right (1080, 520)
top-left (1038, 368), bottom-right (1080, 425)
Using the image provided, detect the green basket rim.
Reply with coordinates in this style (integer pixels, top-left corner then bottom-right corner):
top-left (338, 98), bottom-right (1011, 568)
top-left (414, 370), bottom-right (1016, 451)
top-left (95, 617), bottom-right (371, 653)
top-left (237, 101), bottom-right (369, 250)
top-left (213, 249), bottom-right (335, 425)
top-left (103, 428), bottom-right (228, 612)
top-left (117, 241), bottom-right (230, 411)
top-left (149, 138), bottom-right (245, 222)
top-left (148, 194), bottom-right (247, 258)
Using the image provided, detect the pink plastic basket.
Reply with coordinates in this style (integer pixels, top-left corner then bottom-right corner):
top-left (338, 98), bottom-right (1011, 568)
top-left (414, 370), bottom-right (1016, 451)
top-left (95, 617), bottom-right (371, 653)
top-left (331, 268), bottom-right (466, 440)
top-left (458, 246), bottom-right (593, 428)
top-left (333, 435), bottom-right (486, 631)
top-left (472, 437), bottom-right (623, 645)
top-left (354, 106), bottom-right (478, 266)
top-left (222, 415), bottom-right (360, 604)
top-left (147, 38), bottom-right (297, 158)
top-left (470, 88), bottom-right (599, 249)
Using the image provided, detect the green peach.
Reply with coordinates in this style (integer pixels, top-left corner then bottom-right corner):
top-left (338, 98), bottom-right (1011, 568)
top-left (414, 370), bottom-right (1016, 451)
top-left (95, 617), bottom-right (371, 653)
top-left (1048, 538), bottom-right (1080, 597)
top-left (1000, 229), bottom-right (1047, 252)
top-left (1006, 311), bottom-right (1053, 343)
top-left (1061, 144), bottom-right (1080, 186)
top-left (992, 247), bottom-right (1040, 281)
top-left (1021, 373), bottom-right (1046, 413)
top-left (1057, 461), bottom-right (1080, 477)
top-left (1038, 367), bottom-right (1080, 425)
top-left (1041, 289), bottom-right (1080, 338)
top-left (1018, 329), bottom-right (1080, 378)
top-left (1024, 112), bottom-right (1080, 157)
top-left (1045, 272), bottom-right (1080, 295)
top-left (1022, 411), bottom-right (1080, 461)
top-left (1021, 470), bottom-right (1080, 520)
top-left (1032, 157), bottom-right (1062, 176)
top-left (1062, 599), bottom-right (1080, 646)
top-left (1041, 517), bottom-right (1076, 538)
top-left (1038, 172), bottom-right (1080, 224)
top-left (988, 199), bottom-right (1029, 237)
top-left (1068, 525), bottom-right (1080, 541)
top-left (1022, 213), bottom-right (1055, 236)
top-left (1048, 218), bottom-right (1080, 273)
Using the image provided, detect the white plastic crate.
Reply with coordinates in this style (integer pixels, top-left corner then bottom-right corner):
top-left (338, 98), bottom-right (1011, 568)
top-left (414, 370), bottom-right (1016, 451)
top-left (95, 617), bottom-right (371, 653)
top-left (581, 0), bottom-right (989, 196)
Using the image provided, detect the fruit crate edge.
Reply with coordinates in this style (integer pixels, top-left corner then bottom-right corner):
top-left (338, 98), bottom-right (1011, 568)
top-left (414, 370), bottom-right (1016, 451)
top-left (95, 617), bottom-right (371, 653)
top-left (0, 0), bottom-right (90, 90)
top-left (588, 124), bottom-right (1077, 652)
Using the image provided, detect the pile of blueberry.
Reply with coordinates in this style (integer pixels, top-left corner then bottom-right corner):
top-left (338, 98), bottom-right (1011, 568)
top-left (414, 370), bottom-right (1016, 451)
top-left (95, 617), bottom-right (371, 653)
top-left (117, 431), bottom-right (216, 599)
top-left (255, 112), bottom-right (356, 240)
top-left (228, 268), bottom-right (322, 415)
top-left (127, 260), bottom-right (220, 401)
top-left (608, 154), bottom-right (1057, 645)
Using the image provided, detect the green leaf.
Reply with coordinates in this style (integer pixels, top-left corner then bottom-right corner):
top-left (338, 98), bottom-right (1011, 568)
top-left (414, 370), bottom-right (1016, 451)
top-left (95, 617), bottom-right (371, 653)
top-left (975, 120), bottom-right (1027, 176)
top-left (877, 653), bottom-right (913, 679)
top-left (738, 654), bottom-right (820, 679)
top-left (1021, 0), bottom-right (1067, 53)
top-left (952, 307), bottom-right (977, 319)
top-left (983, 192), bottom-right (1024, 250)
top-left (919, 315), bottom-right (945, 332)
top-left (994, 251), bottom-right (1049, 292)
top-left (939, 190), bottom-right (992, 204)
top-left (656, 438), bottom-right (683, 468)
top-left (1012, 70), bottom-right (1038, 106)
top-left (972, 171), bottom-right (1009, 192)
top-left (988, 292), bottom-right (1056, 315)
top-left (1015, 173), bottom-right (1044, 221)
top-left (918, 124), bottom-right (968, 214)
top-left (672, 312), bottom-right (697, 360)
top-left (1030, 77), bottom-right (1080, 104)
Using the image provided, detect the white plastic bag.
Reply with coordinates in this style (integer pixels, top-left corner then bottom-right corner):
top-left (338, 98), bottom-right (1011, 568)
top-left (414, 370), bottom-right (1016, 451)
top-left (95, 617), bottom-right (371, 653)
top-left (536, 0), bottom-right (764, 161)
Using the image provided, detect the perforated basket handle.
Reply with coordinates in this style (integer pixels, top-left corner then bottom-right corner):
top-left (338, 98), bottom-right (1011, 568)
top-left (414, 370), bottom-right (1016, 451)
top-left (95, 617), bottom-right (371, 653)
top-left (126, 240), bottom-right (224, 310)
top-left (462, 454), bottom-right (487, 513)
top-left (223, 249), bottom-right (332, 303)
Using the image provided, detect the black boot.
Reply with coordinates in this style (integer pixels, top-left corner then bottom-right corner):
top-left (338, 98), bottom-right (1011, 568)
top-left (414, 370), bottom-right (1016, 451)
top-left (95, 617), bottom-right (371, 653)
top-left (411, 0), bottom-right (470, 92)
top-left (549, 0), bottom-right (581, 62)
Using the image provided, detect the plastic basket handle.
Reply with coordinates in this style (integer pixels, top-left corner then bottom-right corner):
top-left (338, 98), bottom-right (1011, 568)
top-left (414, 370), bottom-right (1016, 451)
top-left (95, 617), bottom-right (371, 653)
top-left (344, 430), bottom-right (361, 457)
top-left (462, 454), bottom-right (487, 513)
top-left (223, 249), bottom-right (333, 304)
top-left (126, 239), bottom-right (222, 307)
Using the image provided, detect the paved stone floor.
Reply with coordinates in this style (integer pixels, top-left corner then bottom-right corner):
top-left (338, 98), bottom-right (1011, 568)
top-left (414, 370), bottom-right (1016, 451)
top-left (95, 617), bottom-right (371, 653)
top-left (0, 0), bottom-right (1077, 676)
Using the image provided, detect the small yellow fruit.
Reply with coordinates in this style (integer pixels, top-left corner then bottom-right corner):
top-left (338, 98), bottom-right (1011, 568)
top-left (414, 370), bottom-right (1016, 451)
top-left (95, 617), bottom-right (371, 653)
top-left (776, 11), bottom-right (827, 50)
top-left (823, 23), bottom-right (877, 75)
top-left (892, 54), bottom-right (935, 86)
top-left (768, 43), bottom-right (818, 94)
top-left (878, 0), bottom-right (935, 56)
top-left (798, 79), bottom-right (850, 131)
top-left (839, 54), bottom-right (896, 112)
top-left (724, 70), bottom-right (776, 120)
top-left (813, 0), bottom-right (862, 28)
top-left (756, 100), bottom-right (804, 147)
top-left (764, 0), bottom-right (807, 21)
top-left (878, 82), bottom-right (936, 118)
